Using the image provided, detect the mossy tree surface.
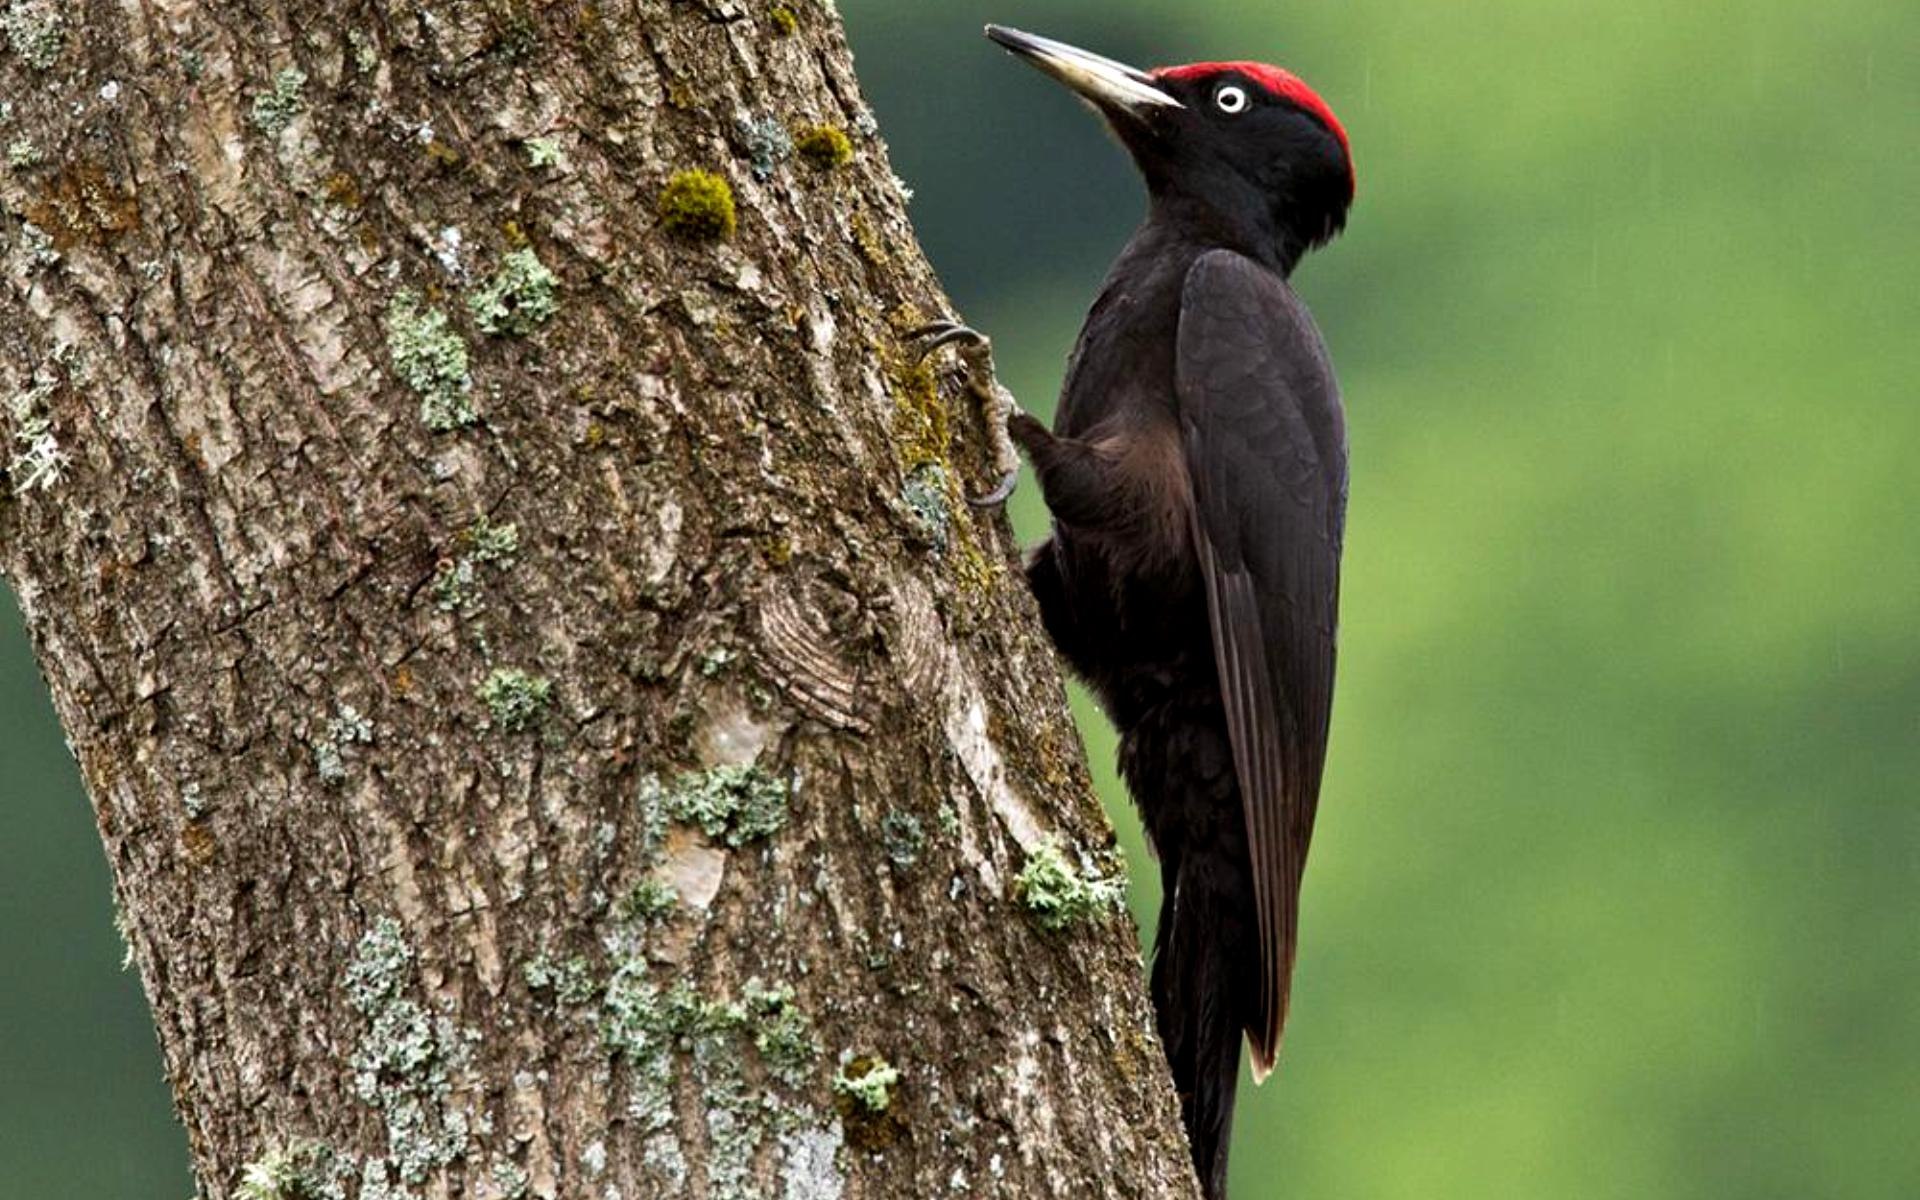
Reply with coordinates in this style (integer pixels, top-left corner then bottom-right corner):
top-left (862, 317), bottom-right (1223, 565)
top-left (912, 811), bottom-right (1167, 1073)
top-left (0, 4), bottom-right (1197, 1200)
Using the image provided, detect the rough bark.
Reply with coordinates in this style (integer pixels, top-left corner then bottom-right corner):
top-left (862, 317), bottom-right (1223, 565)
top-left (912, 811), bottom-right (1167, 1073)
top-left (0, 2), bottom-right (1200, 1198)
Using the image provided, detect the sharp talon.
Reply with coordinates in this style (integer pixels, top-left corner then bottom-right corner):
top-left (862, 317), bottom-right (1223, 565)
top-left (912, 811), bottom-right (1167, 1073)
top-left (903, 320), bottom-right (1021, 506)
top-left (905, 319), bottom-right (974, 341)
top-left (907, 320), bottom-right (987, 362)
top-left (969, 469), bottom-right (1020, 509)
top-left (921, 328), bottom-right (980, 360)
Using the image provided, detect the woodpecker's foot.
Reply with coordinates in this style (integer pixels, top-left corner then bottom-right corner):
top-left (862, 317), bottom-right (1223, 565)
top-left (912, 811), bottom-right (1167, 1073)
top-left (908, 320), bottom-right (1025, 507)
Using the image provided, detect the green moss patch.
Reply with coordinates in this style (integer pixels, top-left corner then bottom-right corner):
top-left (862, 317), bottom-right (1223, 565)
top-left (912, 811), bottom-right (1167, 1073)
top-left (794, 124), bottom-right (853, 170)
top-left (659, 169), bottom-right (737, 241)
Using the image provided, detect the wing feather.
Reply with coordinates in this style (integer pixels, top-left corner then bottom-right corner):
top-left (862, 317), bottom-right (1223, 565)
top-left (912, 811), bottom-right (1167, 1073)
top-left (1176, 249), bottom-right (1347, 1079)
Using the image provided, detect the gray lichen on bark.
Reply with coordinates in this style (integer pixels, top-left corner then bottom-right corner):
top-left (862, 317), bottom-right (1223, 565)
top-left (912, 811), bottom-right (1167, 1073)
top-left (0, 3), bottom-right (1200, 1198)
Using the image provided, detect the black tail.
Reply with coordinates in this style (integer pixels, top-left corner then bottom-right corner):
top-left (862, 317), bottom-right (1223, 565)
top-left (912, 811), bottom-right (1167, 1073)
top-left (1152, 845), bottom-right (1256, 1199)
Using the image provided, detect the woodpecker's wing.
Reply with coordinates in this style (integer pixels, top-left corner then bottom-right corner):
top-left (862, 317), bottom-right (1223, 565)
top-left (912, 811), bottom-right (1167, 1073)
top-left (1176, 249), bottom-right (1346, 1079)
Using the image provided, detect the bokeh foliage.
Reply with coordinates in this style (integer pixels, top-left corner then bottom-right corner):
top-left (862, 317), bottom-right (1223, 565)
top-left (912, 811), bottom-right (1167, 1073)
top-left (3, 0), bottom-right (1914, 1195)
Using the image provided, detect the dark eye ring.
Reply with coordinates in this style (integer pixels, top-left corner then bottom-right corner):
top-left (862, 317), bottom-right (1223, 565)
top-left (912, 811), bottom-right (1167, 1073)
top-left (1215, 84), bottom-right (1250, 115)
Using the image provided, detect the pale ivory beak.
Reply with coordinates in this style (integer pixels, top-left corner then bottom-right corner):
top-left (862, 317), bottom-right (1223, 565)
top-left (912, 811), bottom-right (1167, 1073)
top-left (985, 25), bottom-right (1185, 116)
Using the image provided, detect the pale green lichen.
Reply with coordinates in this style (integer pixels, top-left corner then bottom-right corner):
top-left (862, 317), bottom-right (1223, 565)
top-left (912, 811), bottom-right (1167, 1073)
top-left (347, 29), bottom-right (378, 74)
top-left (466, 518), bottom-right (520, 561)
top-left (703, 1078), bottom-right (762, 1200)
top-left (487, 1161), bottom-right (529, 1200)
top-left (345, 918), bottom-right (411, 1010)
top-left (235, 1143), bottom-right (346, 1200)
top-left (778, 1126), bottom-right (845, 1200)
top-left (880, 811), bottom-right (925, 869)
top-left (385, 292), bottom-right (474, 432)
top-left (600, 958), bottom-right (682, 1128)
top-left (1013, 837), bottom-right (1126, 931)
top-left (658, 764), bottom-right (789, 847)
top-left (524, 137), bottom-right (563, 169)
top-left (429, 558), bottom-right (481, 613)
top-left (357, 1160), bottom-right (411, 1200)
top-left (20, 220), bottom-right (57, 266)
top-left (900, 463), bottom-right (950, 549)
top-left (7, 136), bottom-right (40, 168)
top-left (744, 978), bottom-right (818, 1087)
top-left (6, 372), bottom-right (67, 494)
top-left (345, 918), bottom-right (475, 1185)
top-left (687, 1005), bottom-right (826, 1200)
top-left (468, 247), bottom-right (558, 336)
top-left (313, 703), bottom-right (374, 788)
top-left (734, 114), bottom-right (792, 180)
top-left (601, 955), bottom-right (820, 1155)
top-left (644, 1134), bottom-right (689, 1191)
top-left (614, 876), bottom-right (678, 923)
top-left (431, 518), bottom-right (519, 613)
top-left (658, 169), bottom-right (736, 241)
top-left (524, 951), bottom-right (597, 1006)
top-left (768, 4), bottom-right (798, 36)
top-left (2, 1), bottom-right (66, 71)
top-left (633, 775), bottom-right (674, 862)
top-left (236, 1148), bottom-right (301, 1200)
top-left (113, 905), bottom-right (135, 971)
top-left (251, 67), bottom-right (308, 138)
top-left (832, 1056), bottom-right (900, 1113)
top-left (477, 668), bottom-right (552, 732)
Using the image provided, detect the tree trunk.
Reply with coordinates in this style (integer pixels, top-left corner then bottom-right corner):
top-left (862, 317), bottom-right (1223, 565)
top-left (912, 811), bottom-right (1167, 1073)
top-left (0, 3), bottom-right (1198, 1198)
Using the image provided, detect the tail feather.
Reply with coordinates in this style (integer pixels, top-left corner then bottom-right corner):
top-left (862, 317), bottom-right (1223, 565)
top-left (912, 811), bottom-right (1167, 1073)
top-left (1152, 859), bottom-right (1255, 1200)
top-left (1123, 690), bottom-right (1261, 1199)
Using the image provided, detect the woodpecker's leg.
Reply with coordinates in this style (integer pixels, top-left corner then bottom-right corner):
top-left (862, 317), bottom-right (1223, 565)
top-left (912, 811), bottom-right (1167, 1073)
top-left (910, 321), bottom-right (1149, 532)
top-left (908, 321), bottom-right (1026, 507)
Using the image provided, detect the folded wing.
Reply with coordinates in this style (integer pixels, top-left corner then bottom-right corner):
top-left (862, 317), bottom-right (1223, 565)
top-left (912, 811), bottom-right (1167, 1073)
top-left (1175, 249), bottom-right (1347, 1078)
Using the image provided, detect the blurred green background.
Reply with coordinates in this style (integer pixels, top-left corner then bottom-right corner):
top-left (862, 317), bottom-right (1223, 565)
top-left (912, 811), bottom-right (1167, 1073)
top-left (5, 0), bottom-right (1916, 1195)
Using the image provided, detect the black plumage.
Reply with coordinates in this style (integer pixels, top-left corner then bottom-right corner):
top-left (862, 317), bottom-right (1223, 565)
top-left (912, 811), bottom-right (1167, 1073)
top-left (983, 27), bottom-right (1356, 1198)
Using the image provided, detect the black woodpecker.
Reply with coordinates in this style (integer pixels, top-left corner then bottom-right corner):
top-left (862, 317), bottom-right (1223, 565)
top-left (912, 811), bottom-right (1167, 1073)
top-left (915, 26), bottom-right (1356, 1199)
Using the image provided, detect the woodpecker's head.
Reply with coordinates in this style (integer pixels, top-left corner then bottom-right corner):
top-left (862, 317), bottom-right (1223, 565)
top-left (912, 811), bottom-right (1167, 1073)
top-left (986, 25), bottom-right (1353, 272)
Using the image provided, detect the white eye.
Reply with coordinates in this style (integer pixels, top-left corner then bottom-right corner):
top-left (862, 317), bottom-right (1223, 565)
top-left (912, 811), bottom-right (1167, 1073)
top-left (1214, 85), bottom-right (1250, 114)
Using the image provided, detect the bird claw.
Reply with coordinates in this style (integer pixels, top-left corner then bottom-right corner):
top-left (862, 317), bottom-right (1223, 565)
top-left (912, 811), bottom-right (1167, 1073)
top-left (907, 319), bottom-right (989, 361)
top-left (969, 469), bottom-right (1020, 509)
top-left (907, 320), bottom-right (1025, 508)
